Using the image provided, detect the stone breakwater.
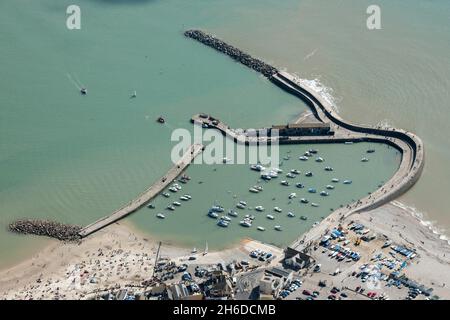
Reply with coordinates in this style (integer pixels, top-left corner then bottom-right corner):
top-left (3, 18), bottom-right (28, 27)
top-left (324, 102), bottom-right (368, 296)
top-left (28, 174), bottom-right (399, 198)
top-left (184, 29), bottom-right (278, 78)
top-left (8, 219), bottom-right (81, 241)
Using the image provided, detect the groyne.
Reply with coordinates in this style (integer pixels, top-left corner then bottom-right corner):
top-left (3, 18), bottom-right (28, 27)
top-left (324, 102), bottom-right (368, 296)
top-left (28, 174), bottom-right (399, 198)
top-left (184, 30), bottom-right (278, 78)
top-left (77, 143), bottom-right (204, 238)
top-left (8, 219), bottom-right (81, 242)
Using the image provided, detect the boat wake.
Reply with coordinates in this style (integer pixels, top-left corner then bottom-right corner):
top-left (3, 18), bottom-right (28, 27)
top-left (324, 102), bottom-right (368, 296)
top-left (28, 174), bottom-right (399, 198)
top-left (391, 200), bottom-right (450, 245)
top-left (66, 73), bottom-right (85, 91)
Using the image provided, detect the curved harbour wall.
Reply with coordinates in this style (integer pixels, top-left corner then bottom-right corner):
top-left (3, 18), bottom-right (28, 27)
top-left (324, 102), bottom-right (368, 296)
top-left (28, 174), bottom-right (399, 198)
top-left (185, 30), bottom-right (424, 217)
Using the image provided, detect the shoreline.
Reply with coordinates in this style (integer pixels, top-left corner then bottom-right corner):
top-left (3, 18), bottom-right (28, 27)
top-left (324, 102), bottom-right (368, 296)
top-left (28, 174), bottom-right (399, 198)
top-left (1, 200), bottom-right (449, 299)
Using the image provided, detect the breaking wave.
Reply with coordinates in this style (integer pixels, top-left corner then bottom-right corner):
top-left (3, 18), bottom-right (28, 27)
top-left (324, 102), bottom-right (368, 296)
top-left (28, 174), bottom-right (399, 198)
top-left (391, 200), bottom-right (450, 246)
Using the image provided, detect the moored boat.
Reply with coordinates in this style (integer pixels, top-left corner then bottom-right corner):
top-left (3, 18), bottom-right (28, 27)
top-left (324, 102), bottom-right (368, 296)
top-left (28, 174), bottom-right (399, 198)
top-left (156, 213), bottom-right (165, 219)
top-left (266, 214), bottom-right (275, 220)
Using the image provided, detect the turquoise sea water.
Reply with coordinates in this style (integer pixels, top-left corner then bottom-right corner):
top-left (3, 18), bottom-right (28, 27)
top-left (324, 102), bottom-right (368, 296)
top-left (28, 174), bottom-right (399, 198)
top-left (0, 0), bottom-right (446, 267)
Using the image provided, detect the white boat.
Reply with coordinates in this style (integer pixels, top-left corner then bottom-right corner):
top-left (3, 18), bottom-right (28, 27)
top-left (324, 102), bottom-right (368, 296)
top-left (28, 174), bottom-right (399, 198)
top-left (203, 241), bottom-right (208, 256)
top-left (266, 215), bottom-right (275, 220)
top-left (299, 156), bottom-right (308, 161)
top-left (257, 226), bottom-right (265, 231)
top-left (240, 219), bottom-right (252, 227)
top-left (287, 212), bottom-right (295, 218)
top-left (180, 196), bottom-right (189, 201)
top-left (191, 247), bottom-right (197, 253)
top-left (289, 193), bottom-right (297, 199)
top-left (280, 180), bottom-right (289, 186)
top-left (304, 151), bottom-right (312, 157)
top-left (274, 207), bottom-right (282, 213)
top-left (344, 141), bottom-right (354, 145)
top-left (228, 210), bottom-right (238, 217)
top-left (131, 90), bottom-right (137, 98)
top-left (261, 173), bottom-right (272, 181)
top-left (162, 192), bottom-right (170, 198)
top-left (296, 183), bottom-right (305, 189)
top-left (308, 188), bottom-right (317, 193)
top-left (221, 216), bottom-right (232, 222)
top-left (300, 216), bottom-right (308, 221)
top-left (331, 178), bottom-right (340, 183)
top-left (326, 185), bottom-right (335, 190)
top-left (169, 187), bottom-right (178, 192)
top-left (211, 205), bottom-right (225, 212)
top-left (255, 185), bottom-right (263, 191)
top-left (274, 225), bottom-right (282, 231)
top-left (286, 173), bottom-right (296, 178)
top-left (208, 211), bottom-right (219, 219)
top-left (255, 206), bottom-right (265, 212)
top-left (183, 194), bottom-right (192, 199)
top-left (361, 157), bottom-right (369, 162)
top-left (167, 205), bottom-right (175, 211)
top-left (147, 203), bottom-right (155, 209)
top-left (249, 187), bottom-right (259, 193)
top-left (316, 157), bottom-right (324, 162)
top-left (250, 164), bottom-right (265, 172)
top-left (156, 213), bottom-right (165, 219)
top-left (324, 166), bottom-right (334, 171)
top-left (311, 203), bottom-right (319, 207)
top-left (309, 149), bottom-right (318, 154)
top-left (320, 191), bottom-right (329, 197)
top-left (300, 198), bottom-right (309, 204)
top-left (290, 169), bottom-right (300, 174)
top-left (268, 170), bottom-right (278, 178)
top-left (272, 167), bottom-right (283, 173)
top-left (236, 203), bottom-right (246, 209)
top-left (217, 219), bottom-right (230, 228)
top-left (239, 201), bottom-right (247, 206)
top-left (305, 171), bottom-right (313, 177)
top-left (173, 201), bottom-right (181, 206)
top-left (343, 180), bottom-right (353, 185)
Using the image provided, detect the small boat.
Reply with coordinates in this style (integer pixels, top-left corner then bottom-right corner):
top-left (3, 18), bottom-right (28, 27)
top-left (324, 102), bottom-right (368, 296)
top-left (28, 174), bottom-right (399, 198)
top-left (296, 183), bottom-right (305, 189)
top-left (300, 198), bottom-right (309, 204)
top-left (287, 212), bottom-right (295, 218)
top-left (266, 214), bottom-right (275, 220)
top-left (156, 213), bottom-right (165, 219)
top-left (289, 193), bottom-right (297, 199)
top-left (147, 203), bottom-right (155, 209)
top-left (169, 187), bottom-right (178, 192)
top-left (283, 156), bottom-right (290, 161)
top-left (173, 201), bottom-right (181, 206)
top-left (367, 149), bottom-right (376, 153)
top-left (361, 157), bottom-right (369, 162)
top-left (309, 149), bottom-right (318, 154)
top-left (311, 203), bottom-right (319, 207)
top-left (228, 210), bottom-right (238, 217)
top-left (272, 168), bottom-right (283, 173)
top-left (211, 205), bottom-right (224, 212)
top-left (183, 194), bottom-right (192, 199)
top-left (255, 206), bottom-right (265, 212)
top-left (191, 247), bottom-right (197, 253)
top-left (324, 166), bottom-right (334, 171)
top-left (162, 192), bottom-right (170, 198)
top-left (208, 211), bottom-right (219, 219)
top-left (180, 196), bottom-right (189, 201)
top-left (280, 180), bottom-right (289, 186)
top-left (239, 201), bottom-right (247, 206)
top-left (202, 123), bottom-right (209, 128)
top-left (274, 225), bottom-right (282, 231)
top-left (305, 171), bottom-right (313, 177)
top-left (320, 191), bottom-right (329, 197)
top-left (131, 90), bottom-right (137, 98)
top-left (316, 157), bottom-right (324, 163)
top-left (286, 172), bottom-right (296, 178)
top-left (304, 151), bottom-right (312, 157)
top-left (240, 219), bottom-right (252, 227)
top-left (308, 188), bottom-right (317, 194)
top-left (299, 156), bottom-right (308, 161)
top-left (326, 185), bottom-right (335, 190)
top-left (250, 164), bottom-right (265, 172)
top-left (249, 187), bottom-right (259, 193)
top-left (221, 216), bottom-right (232, 222)
top-left (167, 205), bottom-right (175, 211)
top-left (331, 178), bottom-right (340, 183)
top-left (157, 116), bottom-right (165, 124)
top-left (257, 226), bottom-right (265, 231)
top-left (274, 207), bottom-right (282, 213)
top-left (217, 219), bottom-right (230, 228)
top-left (261, 174), bottom-right (272, 181)
top-left (344, 141), bottom-right (353, 145)
top-left (300, 216), bottom-right (308, 221)
top-left (343, 180), bottom-right (353, 185)
top-left (254, 185), bottom-right (263, 192)
top-left (312, 221), bottom-right (320, 227)
top-left (236, 203), bottom-right (246, 209)
top-left (290, 169), bottom-right (300, 175)
top-left (268, 171), bottom-right (278, 178)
